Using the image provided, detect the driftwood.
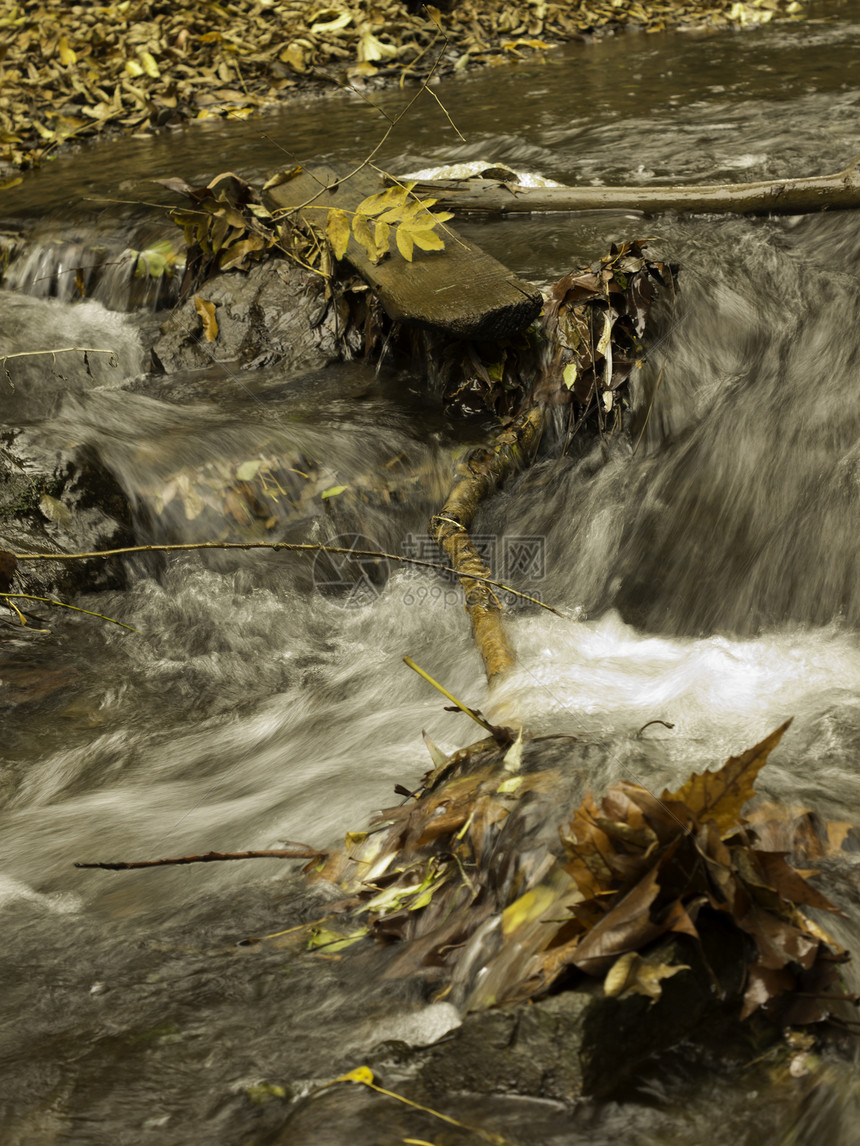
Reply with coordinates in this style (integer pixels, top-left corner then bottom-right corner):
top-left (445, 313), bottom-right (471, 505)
top-left (407, 157), bottom-right (860, 217)
top-left (431, 405), bottom-right (545, 685)
top-left (264, 163), bottom-right (542, 339)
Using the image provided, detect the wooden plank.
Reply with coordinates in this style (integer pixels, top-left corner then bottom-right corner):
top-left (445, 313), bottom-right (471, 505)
top-left (264, 164), bottom-right (543, 341)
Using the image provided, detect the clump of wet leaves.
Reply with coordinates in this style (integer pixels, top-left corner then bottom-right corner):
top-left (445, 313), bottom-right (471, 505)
top-left (159, 172), bottom-right (284, 301)
top-left (161, 168), bottom-right (453, 305)
top-left (537, 239), bottom-right (678, 438)
top-left (0, 0), bottom-right (807, 178)
top-left (437, 242), bottom-right (677, 426)
top-left (306, 720), bottom-right (854, 1033)
top-left (438, 328), bottom-right (542, 419)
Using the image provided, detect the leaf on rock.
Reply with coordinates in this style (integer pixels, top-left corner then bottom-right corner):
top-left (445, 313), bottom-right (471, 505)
top-left (193, 296), bottom-right (219, 341)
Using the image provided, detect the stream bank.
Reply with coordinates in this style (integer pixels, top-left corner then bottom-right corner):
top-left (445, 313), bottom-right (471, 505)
top-left (2, 0), bottom-right (809, 178)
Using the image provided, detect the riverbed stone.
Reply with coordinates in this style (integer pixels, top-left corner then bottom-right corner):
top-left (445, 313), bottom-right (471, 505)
top-left (413, 918), bottom-right (751, 1104)
top-left (0, 427), bottom-right (135, 598)
top-left (150, 260), bottom-right (349, 375)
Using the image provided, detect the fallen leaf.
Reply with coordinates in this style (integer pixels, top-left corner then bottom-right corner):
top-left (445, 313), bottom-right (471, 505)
top-left (604, 950), bottom-right (690, 1001)
top-left (661, 720), bottom-right (792, 835)
top-left (193, 296), bottom-right (219, 341)
top-left (326, 208), bottom-right (351, 261)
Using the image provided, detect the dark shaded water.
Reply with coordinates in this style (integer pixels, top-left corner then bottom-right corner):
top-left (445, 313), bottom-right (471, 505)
top-left (2, 3), bottom-right (860, 1142)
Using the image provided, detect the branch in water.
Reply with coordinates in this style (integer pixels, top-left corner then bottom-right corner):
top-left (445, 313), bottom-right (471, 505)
top-left (9, 540), bottom-right (562, 616)
top-left (74, 846), bottom-right (326, 870)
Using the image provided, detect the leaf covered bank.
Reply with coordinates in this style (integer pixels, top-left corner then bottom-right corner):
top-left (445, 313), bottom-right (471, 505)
top-left (1, 0), bottom-right (808, 178)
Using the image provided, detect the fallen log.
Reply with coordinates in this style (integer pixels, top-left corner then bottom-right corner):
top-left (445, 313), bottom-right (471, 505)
top-left (430, 405), bottom-right (545, 686)
top-left (264, 163), bottom-right (543, 340)
top-left (406, 155), bottom-right (860, 217)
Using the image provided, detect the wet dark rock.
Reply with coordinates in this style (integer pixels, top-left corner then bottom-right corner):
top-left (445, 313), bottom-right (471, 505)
top-left (415, 917), bottom-right (751, 1104)
top-left (0, 427), bottom-right (135, 598)
top-left (151, 261), bottom-right (352, 375)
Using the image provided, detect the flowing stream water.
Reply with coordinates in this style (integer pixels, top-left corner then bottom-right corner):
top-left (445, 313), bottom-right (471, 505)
top-left (2, 3), bottom-right (860, 1142)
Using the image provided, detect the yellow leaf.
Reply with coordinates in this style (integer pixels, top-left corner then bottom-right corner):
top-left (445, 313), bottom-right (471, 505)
top-left (235, 460), bottom-right (262, 481)
top-left (408, 228), bottom-right (445, 253)
top-left (125, 58), bottom-right (144, 77)
top-left (563, 362), bottom-right (578, 389)
top-left (497, 775), bottom-right (523, 795)
top-left (336, 1066), bottom-right (375, 1085)
top-left (138, 50), bottom-right (160, 78)
top-left (310, 10), bottom-right (352, 32)
top-left (58, 36), bottom-right (76, 66)
top-left (279, 42), bottom-right (307, 72)
top-left (355, 185), bottom-right (410, 217)
top-left (307, 926), bottom-right (367, 952)
top-left (325, 208), bottom-right (351, 260)
top-left (662, 720), bottom-right (792, 834)
top-left (501, 884), bottom-right (557, 936)
top-left (193, 296), bottom-right (219, 342)
top-left (351, 212), bottom-right (379, 262)
top-left (357, 29), bottom-right (398, 62)
top-left (596, 310), bottom-right (612, 357)
top-left (604, 951), bottom-right (690, 1001)
top-left (262, 166), bottom-right (302, 191)
top-left (502, 728), bottom-right (523, 773)
top-left (373, 220), bottom-right (390, 253)
top-left (395, 226), bottom-right (414, 262)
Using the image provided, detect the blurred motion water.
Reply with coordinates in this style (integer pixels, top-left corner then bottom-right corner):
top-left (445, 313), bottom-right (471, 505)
top-left (2, 3), bottom-right (860, 1143)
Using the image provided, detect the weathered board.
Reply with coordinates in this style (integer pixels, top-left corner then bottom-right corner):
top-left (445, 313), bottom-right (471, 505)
top-left (264, 163), bottom-right (543, 341)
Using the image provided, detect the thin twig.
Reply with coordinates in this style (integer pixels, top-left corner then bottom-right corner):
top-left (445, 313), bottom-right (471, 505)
top-left (1, 347), bottom-right (116, 359)
top-left (424, 84), bottom-right (467, 142)
top-left (402, 655), bottom-right (503, 737)
top-left (0, 593), bottom-right (138, 631)
top-left (74, 846), bottom-right (325, 870)
top-left (10, 541), bottom-right (563, 616)
top-left (273, 38), bottom-right (446, 219)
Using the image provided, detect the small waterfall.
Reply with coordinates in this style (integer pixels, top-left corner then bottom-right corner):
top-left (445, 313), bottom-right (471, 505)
top-left (1, 238), bottom-right (181, 311)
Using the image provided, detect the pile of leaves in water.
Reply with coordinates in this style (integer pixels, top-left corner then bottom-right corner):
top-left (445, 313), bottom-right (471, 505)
top-left (304, 720), bottom-right (854, 1030)
top-left (436, 239), bottom-right (677, 426)
top-left (0, 0), bottom-right (807, 178)
top-left (139, 169), bottom-right (680, 440)
top-left (537, 239), bottom-right (678, 434)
